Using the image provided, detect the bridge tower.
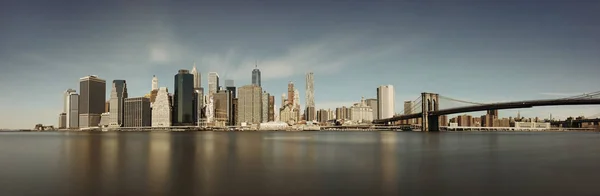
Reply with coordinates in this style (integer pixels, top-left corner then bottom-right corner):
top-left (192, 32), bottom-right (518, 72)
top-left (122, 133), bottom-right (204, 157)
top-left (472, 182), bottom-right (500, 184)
top-left (421, 92), bottom-right (440, 132)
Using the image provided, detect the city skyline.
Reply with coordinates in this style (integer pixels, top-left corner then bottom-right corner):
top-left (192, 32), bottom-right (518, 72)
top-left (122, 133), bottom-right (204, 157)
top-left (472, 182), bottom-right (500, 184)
top-left (2, 0), bottom-right (600, 128)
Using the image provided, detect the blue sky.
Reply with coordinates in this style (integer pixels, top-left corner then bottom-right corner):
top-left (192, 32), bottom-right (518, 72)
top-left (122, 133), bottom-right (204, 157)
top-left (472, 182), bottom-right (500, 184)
top-left (1, 0), bottom-right (600, 128)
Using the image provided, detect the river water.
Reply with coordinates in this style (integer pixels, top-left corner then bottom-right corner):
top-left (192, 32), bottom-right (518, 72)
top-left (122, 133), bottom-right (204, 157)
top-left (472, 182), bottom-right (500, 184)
top-left (1, 131), bottom-right (599, 196)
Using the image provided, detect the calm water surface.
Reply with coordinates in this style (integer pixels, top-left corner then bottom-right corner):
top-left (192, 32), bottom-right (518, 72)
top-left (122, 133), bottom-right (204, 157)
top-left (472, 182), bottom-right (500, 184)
top-left (1, 131), bottom-right (599, 196)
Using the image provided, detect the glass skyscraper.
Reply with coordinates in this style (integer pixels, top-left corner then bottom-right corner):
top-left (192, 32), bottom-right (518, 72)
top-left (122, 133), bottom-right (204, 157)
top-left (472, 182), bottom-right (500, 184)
top-left (173, 69), bottom-right (194, 126)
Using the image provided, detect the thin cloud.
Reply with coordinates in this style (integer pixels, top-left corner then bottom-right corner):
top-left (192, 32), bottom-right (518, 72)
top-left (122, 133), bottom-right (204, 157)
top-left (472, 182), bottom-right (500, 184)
top-left (539, 92), bottom-right (582, 97)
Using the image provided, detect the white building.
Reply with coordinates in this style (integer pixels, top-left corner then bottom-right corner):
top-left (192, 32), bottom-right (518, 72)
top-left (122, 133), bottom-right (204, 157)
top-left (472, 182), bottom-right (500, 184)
top-left (152, 75), bottom-right (158, 91)
top-left (99, 112), bottom-right (110, 128)
top-left (305, 72), bottom-right (314, 107)
top-left (109, 80), bottom-right (127, 127)
top-left (377, 85), bottom-right (395, 119)
top-left (152, 87), bottom-right (172, 127)
top-left (191, 63), bottom-right (201, 89)
top-left (514, 122), bottom-right (551, 129)
top-left (350, 97), bottom-right (374, 124)
top-left (294, 89), bottom-right (300, 109)
top-left (67, 92), bottom-right (79, 129)
top-left (208, 72), bottom-right (219, 95)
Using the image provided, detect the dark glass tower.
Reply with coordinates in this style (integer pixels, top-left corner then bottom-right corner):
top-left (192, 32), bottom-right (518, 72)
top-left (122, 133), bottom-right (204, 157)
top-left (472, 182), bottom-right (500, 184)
top-left (252, 64), bottom-right (261, 87)
top-left (173, 69), bottom-right (194, 126)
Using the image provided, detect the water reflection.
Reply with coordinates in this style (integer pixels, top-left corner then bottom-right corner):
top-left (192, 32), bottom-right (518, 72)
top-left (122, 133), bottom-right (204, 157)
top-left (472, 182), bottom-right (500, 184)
top-left (2, 131), bottom-right (599, 195)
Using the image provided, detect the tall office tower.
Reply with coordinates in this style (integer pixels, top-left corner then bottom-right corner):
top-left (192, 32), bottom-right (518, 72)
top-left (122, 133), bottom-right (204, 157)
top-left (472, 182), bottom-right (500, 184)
top-left (214, 90), bottom-right (231, 126)
top-left (305, 107), bottom-right (316, 122)
top-left (268, 95), bottom-right (275, 122)
top-left (225, 79), bottom-right (236, 98)
top-left (287, 82), bottom-right (294, 105)
top-left (237, 85), bottom-right (262, 125)
top-left (252, 63), bottom-right (261, 87)
top-left (365, 98), bottom-right (378, 120)
top-left (79, 75), bottom-right (106, 128)
top-left (294, 89), bottom-right (300, 109)
top-left (377, 85), bottom-right (395, 119)
top-left (63, 89), bottom-right (76, 114)
top-left (152, 87), bottom-right (172, 127)
top-left (262, 91), bottom-right (270, 123)
top-left (109, 80), bottom-right (128, 127)
top-left (173, 69), bottom-right (194, 126)
top-left (67, 93), bottom-right (79, 128)
top-left (124, 97), bottom-right (151, 127)
top-left (191, 62), bottom-right (201, 89)
top-left (224, 80), bottom-right (236, 125)
top-left (152, 75), bottom-right (158, 91)
top-left (208, 72), bottom-right (219, 95)
top-left (305, 72), bottom-right (314, 107)
top-left (105, 101), bottom-right (110, 113)
top-left (231, 98), bottom-right (238, 126)
top-left (193, 88), bottom-right (204, 125)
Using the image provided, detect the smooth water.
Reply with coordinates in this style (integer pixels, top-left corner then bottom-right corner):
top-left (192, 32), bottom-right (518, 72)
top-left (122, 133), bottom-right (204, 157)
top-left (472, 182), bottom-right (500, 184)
top-left (1, 131), bottom-right (599, 196)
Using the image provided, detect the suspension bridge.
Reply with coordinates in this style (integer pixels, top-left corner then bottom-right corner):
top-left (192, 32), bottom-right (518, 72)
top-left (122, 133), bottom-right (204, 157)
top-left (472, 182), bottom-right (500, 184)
top-left (373, 91), bottom-right (600, 131)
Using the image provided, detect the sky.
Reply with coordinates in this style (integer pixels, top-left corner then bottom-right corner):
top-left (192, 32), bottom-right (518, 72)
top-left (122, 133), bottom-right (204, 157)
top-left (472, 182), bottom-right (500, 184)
top-left (1, 0), bottom-right (600, 129)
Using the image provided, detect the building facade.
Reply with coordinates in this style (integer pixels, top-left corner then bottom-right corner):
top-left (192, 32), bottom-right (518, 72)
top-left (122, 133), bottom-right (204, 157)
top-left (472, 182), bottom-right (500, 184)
top-left (214, 90), bottom-right (231, 126)
top-left (237, 85), bottom-right (262, 125)
top-left (268, 95), bottom-right (275, 122)
top-left (317, 109), bottom-right (329, 123)
top-left (252, 65), bottom-right (261, 87)
top-left (109, 80), bottom-right (128, 127)
top-left (365, 98), bottom-right (378, 120)
top-left (173, 69), bottom-right (195, 126)
top-left (350, 97), bottom-right (374, 124)
top-left (67, 93), bottom-right (79, 128)
top-left (63, 89), bottom-right (76, 115)
top-left (79, 75), bottom-right (106, 128)
top-left (58, 113), bottom-right (66, 129)
top-left (306, 72), bottom-right (315, 108)
top-left (262, 91), bottom-right (270, 123)
top-left (124, 97), bottom-right (151, 127)
top-left (152, 87), bottom-right (172, 127)
top-left (377, 85), bottom-right (395, 119)
top-left (208, 72), bottom-right (219, 95)
top-left (191, 63), bottom-right (201, 89)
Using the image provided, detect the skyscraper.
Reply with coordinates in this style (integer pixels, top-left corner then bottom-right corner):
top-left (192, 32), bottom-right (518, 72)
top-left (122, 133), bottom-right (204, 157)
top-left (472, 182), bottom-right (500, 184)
top-left (192, 62), bottom-right (201, 89)
top-left (63, 89), bottom-right (76, 114)
top-left (152, 87), bottom-right (171, 127)
top-left (377, 85), bottom-right (395, 119)
top-left (305, 72), bottom-right (315, 121)
top-left (214, 90), bottom-right (231, 126)
top-left (208, 72), bottom-right (219, 95)
top-left (268, 95), bottom-right (275, 122)
top-left (287, 82), bottom-right (294, 105)
top-left (305, 72), bottom-right (314, 107)
top-left (152, 75), bottom-right (158, 91)
top-left (262, 91), bottom-right (270, 123)
top-left (109, 80), bottom-right (128, 127)
top-left (79, 75), bottom-right (106, 128)
top-left (294, 89), bottom-right (300, 109)
top-left (67, 92), bottom-right (79, 129)
top-left (237, 85), bottom-right (262, 125)
top-left (225, 79), bottom-right (236, 98)
top-left (173, 69), bottom-right (194, 126)
top-left (252, 63), bottom-right (261, 87)
top-left (124, 97), bottom-right (151, 127)
top-left (194, 88), bottom-right (204, 125)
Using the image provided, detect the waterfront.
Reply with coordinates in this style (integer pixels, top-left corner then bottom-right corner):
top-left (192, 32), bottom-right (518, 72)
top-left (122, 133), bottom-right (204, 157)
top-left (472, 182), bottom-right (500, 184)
top-left (1, 131), bottom-right (600, 195)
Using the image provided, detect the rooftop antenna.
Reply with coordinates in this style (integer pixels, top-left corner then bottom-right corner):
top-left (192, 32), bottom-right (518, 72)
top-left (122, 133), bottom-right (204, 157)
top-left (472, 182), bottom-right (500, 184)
top-left (255, 60), bottom-right (257, 68)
